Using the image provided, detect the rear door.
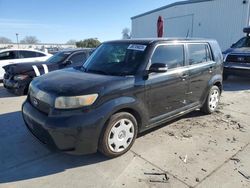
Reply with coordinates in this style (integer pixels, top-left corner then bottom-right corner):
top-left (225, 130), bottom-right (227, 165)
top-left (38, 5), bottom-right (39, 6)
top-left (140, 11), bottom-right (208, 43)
top-left (145, 43), bottom-right (189, 122)
top-left (187, 43), bottom-right (215, 104)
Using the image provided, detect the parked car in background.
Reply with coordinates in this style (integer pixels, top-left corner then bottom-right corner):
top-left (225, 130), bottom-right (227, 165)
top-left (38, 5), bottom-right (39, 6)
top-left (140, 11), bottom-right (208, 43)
top-left (22, 39), bottom-right (223, 158)
top-left (46, 47), bottom-right (63, 55)
top-left (3, 48), bottom-right (93, 95)
top-left (223, 27), bottom-right (250, 80)
top-left (0, 49), bottom-right (52, 80)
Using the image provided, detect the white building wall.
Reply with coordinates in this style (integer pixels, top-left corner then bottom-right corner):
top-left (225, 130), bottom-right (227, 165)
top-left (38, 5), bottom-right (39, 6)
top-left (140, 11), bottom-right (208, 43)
top-left (131, 0), bottom-right (250, 50)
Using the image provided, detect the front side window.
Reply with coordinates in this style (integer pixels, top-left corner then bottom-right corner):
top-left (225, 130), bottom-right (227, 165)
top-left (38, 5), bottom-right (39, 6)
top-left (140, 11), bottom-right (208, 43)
top-left (83, 43), bottom-right (147, 76)
top-left (151, 45), bottom-right (184, 69)
top-left (69, 52), bottom-right (87, 64)
top-left (0, 51), bottom-right (16, 60)
top-left (188, 44), bottom-right (210, 65)
top-left (47, 51), bottom-right (71, 64)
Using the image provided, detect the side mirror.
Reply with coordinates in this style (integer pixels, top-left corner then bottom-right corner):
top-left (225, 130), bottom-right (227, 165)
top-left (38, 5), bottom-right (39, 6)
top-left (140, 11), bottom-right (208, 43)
top-left (231, 43), bottom-right (236, 48)
top-left (149, 63), bottom-right (168, 73)
top-left (64, 60), bottom-right (73, 65)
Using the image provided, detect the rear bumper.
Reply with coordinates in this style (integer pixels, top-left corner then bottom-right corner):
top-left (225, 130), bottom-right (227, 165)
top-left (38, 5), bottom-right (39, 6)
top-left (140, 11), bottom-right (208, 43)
top-left (22, 100), bottom-right (105, 155)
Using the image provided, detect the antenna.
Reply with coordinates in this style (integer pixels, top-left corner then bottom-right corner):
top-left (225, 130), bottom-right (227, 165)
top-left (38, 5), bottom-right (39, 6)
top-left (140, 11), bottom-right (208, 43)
top-left (186, 29), bottom-right (190, 38)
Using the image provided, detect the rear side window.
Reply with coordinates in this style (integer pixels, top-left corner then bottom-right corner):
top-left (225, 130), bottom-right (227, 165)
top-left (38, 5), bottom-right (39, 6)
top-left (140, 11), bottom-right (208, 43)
top-left (69, 52), bottom-right (87, 64)
top-left (36, 52), bottom-right (46, 57)
top-left (0, 51), bottom-right (16, 60)
top-left (151, 45), bottom-right (184, 69)
top-left (188, 44), bottom-right (211, 65)
top-left (19, 51), bottom-right (38, 58)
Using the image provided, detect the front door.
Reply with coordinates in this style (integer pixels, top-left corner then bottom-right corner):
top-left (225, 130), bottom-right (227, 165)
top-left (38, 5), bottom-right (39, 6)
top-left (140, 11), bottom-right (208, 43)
top-left (145, 44), bottom-right (189, 122)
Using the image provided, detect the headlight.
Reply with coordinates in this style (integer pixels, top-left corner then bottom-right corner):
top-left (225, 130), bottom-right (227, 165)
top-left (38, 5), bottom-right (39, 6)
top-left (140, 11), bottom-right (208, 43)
top-left (222, 53), bottom-right (227, 62)
top-left (55, 94), bottom-right (98, 109)
top-left (13, 75), bottom-right (29, 81)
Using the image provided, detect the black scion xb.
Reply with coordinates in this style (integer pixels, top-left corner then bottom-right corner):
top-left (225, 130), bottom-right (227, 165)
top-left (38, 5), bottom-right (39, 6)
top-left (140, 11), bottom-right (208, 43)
top-left (22, 39), bottom-right (223, 158)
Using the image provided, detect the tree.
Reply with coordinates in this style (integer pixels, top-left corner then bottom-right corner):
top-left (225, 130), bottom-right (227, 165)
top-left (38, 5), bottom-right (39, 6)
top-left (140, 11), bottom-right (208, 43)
top-left (122, 28), bottom-right (131, 39)
top-left (76, 38), bottom-right (101, 48)
top-left (66, 39), bottom-right (77, 45)
top-left (20, 36), bottom-right (39, 44)
top-left (0, 37), bottom-right (12, 44)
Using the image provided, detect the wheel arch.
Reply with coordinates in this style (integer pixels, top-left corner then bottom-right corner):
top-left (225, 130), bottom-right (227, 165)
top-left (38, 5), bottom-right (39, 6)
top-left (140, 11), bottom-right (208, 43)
top-left (213, 81), bottom-right (222, 93)
top-left (114, 108), bottom-right (142, 131)
top-left (209, 74), bottom-right (223, 93)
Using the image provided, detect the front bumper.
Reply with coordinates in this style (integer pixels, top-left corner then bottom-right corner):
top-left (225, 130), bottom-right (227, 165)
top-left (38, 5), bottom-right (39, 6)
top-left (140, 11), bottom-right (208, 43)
top-left (22, 100), bottom-right (106, 155)
top-left (224, 63), bottom-right (250, 77)
top-left (3, 78), bottom-right (30, 95)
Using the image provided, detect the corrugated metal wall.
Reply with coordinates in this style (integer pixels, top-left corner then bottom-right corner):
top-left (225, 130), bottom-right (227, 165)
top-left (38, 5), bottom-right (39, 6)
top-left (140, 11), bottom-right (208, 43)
top-left (131, 0), bottom-right (250, 50)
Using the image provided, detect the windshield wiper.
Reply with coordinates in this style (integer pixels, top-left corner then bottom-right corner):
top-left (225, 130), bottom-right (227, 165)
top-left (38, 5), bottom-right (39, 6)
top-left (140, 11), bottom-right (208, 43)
top-left (80, 66), bottom-right (87, 72)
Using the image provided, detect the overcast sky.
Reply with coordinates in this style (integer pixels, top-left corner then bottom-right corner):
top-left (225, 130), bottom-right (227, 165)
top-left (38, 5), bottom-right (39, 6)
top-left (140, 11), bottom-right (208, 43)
top-left (0, 0), bottom-right (179, 43)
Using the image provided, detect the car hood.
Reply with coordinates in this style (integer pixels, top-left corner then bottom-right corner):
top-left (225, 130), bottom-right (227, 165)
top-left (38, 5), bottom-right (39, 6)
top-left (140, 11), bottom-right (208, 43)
top-left (223, 47), bottom-right (250, 55)
top-left (3, 61), bottom-right (47, 75)
top-left (31, 68), bottom-right (134, 97)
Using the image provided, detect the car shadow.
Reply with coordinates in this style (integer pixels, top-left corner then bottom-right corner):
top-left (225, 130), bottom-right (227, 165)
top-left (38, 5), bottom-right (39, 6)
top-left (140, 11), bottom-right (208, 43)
top-left (138, 110), bottom-right (206, 138)
top-left (0, 111), bottom-right (109, 183)
top-left (0, 84), bottom-right (20, 98)
top-left (223, 76), bottom-right (250, 91)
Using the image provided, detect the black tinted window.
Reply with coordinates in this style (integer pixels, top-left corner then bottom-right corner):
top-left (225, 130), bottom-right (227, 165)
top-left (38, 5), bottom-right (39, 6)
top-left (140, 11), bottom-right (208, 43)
top-left (69, 52), bottom-right (87, 64)
top-left (47, 52), bottom-right (70, 64)
top-left (19, 51), bottom-right (38, 58)
top-left (233, 37), bottom-right (250, 48)
top-left (188, 44), bottom-right (210, 65)
top-left (0, 51), bottom-right (16, 60)
top-left (151, 45), bottom-right (184, 69)
top-left (36, 52), bottom-right (45, 57)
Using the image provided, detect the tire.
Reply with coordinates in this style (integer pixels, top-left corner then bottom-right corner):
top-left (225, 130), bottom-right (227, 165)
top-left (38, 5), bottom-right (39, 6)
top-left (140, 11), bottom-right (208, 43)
top-left (201, 85), bottom-right (221, 114)
top-left (99, 112), bottom-right (138, 158)
top-left (23, 85), bottom-right (29, 95)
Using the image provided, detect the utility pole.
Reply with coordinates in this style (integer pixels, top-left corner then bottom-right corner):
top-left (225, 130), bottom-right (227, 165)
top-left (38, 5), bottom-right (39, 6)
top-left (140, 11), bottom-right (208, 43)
top-left (16, 33), bottom-right (19, 48)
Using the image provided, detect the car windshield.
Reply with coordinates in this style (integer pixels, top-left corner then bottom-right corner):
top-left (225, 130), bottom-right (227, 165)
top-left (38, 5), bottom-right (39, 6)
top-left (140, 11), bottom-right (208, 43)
top-left (233, 37), bottom-right (250, 48)
top-left (83, 43), bottom-right (147, 76)
top-left (47, 51), bottom-right (71, 64)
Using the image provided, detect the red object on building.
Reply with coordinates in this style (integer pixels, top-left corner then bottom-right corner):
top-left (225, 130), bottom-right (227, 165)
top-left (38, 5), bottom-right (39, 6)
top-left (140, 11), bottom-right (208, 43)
top-left (157, 16), bottom-right (164, 38)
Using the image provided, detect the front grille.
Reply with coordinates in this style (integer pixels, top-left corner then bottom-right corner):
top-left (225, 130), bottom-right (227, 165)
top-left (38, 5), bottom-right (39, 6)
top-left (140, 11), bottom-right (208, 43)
top-left (29, 95), bottom-right (50, 115)
top-left (226, 55), bottom-right (250, 63)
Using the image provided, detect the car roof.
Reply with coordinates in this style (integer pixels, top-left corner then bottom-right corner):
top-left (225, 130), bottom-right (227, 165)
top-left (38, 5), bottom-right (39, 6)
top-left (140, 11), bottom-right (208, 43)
top-left (58, 48), bottom-right (94, 53)
top-left (104, 38), bottom-right (216, 45)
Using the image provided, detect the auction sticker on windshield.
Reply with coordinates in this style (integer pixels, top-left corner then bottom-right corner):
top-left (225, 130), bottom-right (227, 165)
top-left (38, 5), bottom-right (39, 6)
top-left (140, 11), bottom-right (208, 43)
top-left (128, 44), bottom-right (147, 51)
